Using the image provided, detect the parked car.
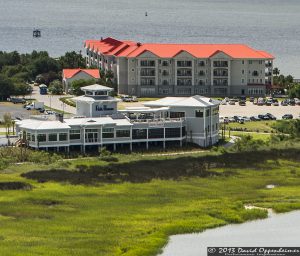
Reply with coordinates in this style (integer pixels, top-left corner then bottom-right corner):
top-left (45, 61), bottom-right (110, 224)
top-left (282, 114), bottom-right (293, 120)
top-left (249, 97), bottom-right (255, 102)
top-left (229, 100), bottom-right (236, 105)
top-left (257, 98), bottom-right (265, 106)
top-left (272, 102), bottom-right (279, 106)
top-left (220, 100), bottom-right (227, 105)
top-left (258, 114), bottom-right (270, 120)
top-left (281, 100), bottom-right (288, 106)
top-left (239, 100), bottom-right (246, 106)
top-left (250, 116), bottom-right (260, 121)
top-left (266, 99), bottom-right (273, 106)
top-left (224, 97), bottom-right (230, 102)
top-left (242, 116), bottom-right (251, 122)
top-left (288, 98), bottom-right (296, 106)
top-left (265, 113), bottom-right (277, 120)
top-left (295, 98), bottom-right (300, 105)
top-left (10, 97), bottom-right (26, 104)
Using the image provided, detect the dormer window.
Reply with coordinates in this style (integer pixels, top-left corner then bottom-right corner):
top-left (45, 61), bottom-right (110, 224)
top-left (85, 91), bottom-right (93, 96)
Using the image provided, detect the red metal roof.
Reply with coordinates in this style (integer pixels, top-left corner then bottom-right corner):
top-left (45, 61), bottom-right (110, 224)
top-left (85, 37), bottom-right (275, 59)
top-left (63, 69), bottom-right (100, 79)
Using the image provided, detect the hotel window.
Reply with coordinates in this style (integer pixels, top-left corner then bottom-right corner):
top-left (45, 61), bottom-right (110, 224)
top-left (48, 133), bottom-right (58, 141)
top-left (242, 70), bottom-right (244, 74)
top-left (26, 132), bottom-right (31, 141)
top-left (248, 60), bottom-right (252, 64)
top-left (132, 129), bottom-right (147, 139)
top-left (199, 61), bottom-right (205, 66)
top-left (32, 134), bottom-right (35, 142)
top-left (165, 128), bottom-right (181, 138)
top-left (37, 134), bottom-right (46, 142)
top-left (162, 60), bottom-right (168, 66)
top-left (59, 133), bottom-right (68, 141)
top-left (148, 128), bottom-right (164, 139)
top-left (195, 110), bottom-right (204, 118)
top-left (170, 112), bottom-right (185, 118)
top-left (102, 128), bottom-right (114, 138)
top-left (116, 130), bottom-right (130, 138)
top-left (70, 130), bottom-right (81, 140)
top-left (242, 60), bottom-right (244, 64)
top-left (242, 79), bottom-right (244, 84)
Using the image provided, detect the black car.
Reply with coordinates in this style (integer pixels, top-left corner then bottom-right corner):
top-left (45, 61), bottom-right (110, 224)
top-left (250, 116), bottom-right (260, 121)
top-left (282, 114), bottom-right (293, 120)
top-left (258, 114), bottom-right (270, 120)
top-left (289, 99), bottom-right (296, 106)
top-left (265, 113), bottom-right (277, 120)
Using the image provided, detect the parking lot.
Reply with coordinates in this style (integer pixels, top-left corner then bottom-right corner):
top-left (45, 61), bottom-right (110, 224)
top-left (220, 103), bottom-right (299, 120)
top-left (0, 102), bottom-right (35, 120)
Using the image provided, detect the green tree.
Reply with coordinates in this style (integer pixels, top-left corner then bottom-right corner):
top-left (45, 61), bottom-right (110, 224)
top-left (59, 51), bottom-right (86, 68)
top-left (48, 80), bottom-right (63, 95)
top-left (288, 83), bottom-right (300, 98)
top-left (0, 74), bottom-right (14, 100)
top-left (70, 79), bottom-right (96, 96)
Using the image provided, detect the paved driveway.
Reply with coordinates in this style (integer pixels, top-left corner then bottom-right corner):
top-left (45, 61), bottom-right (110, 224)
top-left (28, 86), bottom-right (76, 114)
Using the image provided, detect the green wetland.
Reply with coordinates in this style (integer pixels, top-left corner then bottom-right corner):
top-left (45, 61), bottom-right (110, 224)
top-left (0, 144), bottom-right (300, 255)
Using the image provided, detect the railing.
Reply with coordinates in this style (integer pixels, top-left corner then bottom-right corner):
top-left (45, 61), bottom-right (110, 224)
top-left (85, 138), bottom-right (100, 143)
top-left (265, 62), bottom-right (272, 67)
top-left (130, 118), bottom-right (184, 124)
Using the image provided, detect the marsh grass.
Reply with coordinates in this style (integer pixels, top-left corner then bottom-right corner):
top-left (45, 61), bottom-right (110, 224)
top-left (0, 147), bottom-right (299, 255)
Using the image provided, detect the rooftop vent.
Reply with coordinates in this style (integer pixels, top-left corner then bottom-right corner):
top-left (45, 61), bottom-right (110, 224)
top-left (87, 119), bottom-right (96, 123)
top-left (137, 42), bottom-right (142, 46)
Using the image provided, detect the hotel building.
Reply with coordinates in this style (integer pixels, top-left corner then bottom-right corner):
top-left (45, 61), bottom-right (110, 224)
top-left (85, 37), bottom-right (274, 97)
top-left (16, 85), bottom-right (220, 152)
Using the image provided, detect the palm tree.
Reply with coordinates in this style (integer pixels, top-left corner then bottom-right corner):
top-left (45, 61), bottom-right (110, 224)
top-left (3, 113), bottom-right (12, 137)
top-left (273, 67), bottom-right (280, 77)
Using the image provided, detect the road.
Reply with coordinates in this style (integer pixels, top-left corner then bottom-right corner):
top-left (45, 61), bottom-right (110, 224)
top-left (26, 87), bottom-right (300, 119)
top-left (28, 86), bottom-right (76, 114)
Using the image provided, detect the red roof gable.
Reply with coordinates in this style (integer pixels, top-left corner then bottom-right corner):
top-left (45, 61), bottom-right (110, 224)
top-left (63, 69), bottom-right (100, 79)
top-left (85, 37), bottom-right (275, 60)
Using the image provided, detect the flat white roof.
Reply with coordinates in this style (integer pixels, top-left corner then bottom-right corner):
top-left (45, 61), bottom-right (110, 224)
top-left (17, 119), bottom-right (70, 130)
top-left (81, 84), bottom-right (114, 91)
top-left (17, 116), bottom-right (132, 131)
top-left (144, 95), bottom-right (220, 108)
top-left (65, 117), bottom-right (132, 127)
top-left (119, 107), bottom-right (169, 113)
top-left (72, 95), bottom-right (120, 103)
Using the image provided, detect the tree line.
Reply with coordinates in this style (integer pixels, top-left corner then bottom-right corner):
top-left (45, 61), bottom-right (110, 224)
top-left (0, 50), bottom-right (86, 99)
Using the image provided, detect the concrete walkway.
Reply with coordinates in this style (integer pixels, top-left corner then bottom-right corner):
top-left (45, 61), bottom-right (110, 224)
top-left (27, 86), bottom-right (76, 114)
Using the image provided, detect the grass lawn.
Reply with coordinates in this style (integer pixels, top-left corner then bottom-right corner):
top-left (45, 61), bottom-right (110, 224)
top-left (226, 120), bottom-right (277, 133)
top-left (229, 131), bottom-right (272, 141)
top-left (0, 149), bottom-right (300, 255)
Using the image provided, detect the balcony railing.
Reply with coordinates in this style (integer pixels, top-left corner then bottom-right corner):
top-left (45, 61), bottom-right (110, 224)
top-left (130, 118), bottom-right (184, 124)
top-left (85, 138), bottom-right (100, 143)
top-left (177, 71), bottom-right (192, 77)
top-left (265, 62), bottom-right (272, 67)
top-left (177, 61), bottom-right (192, 67)
top-left (140, 61), bottom-right (155, 67)
top-left (213, 61), bottom-right (228, 67)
